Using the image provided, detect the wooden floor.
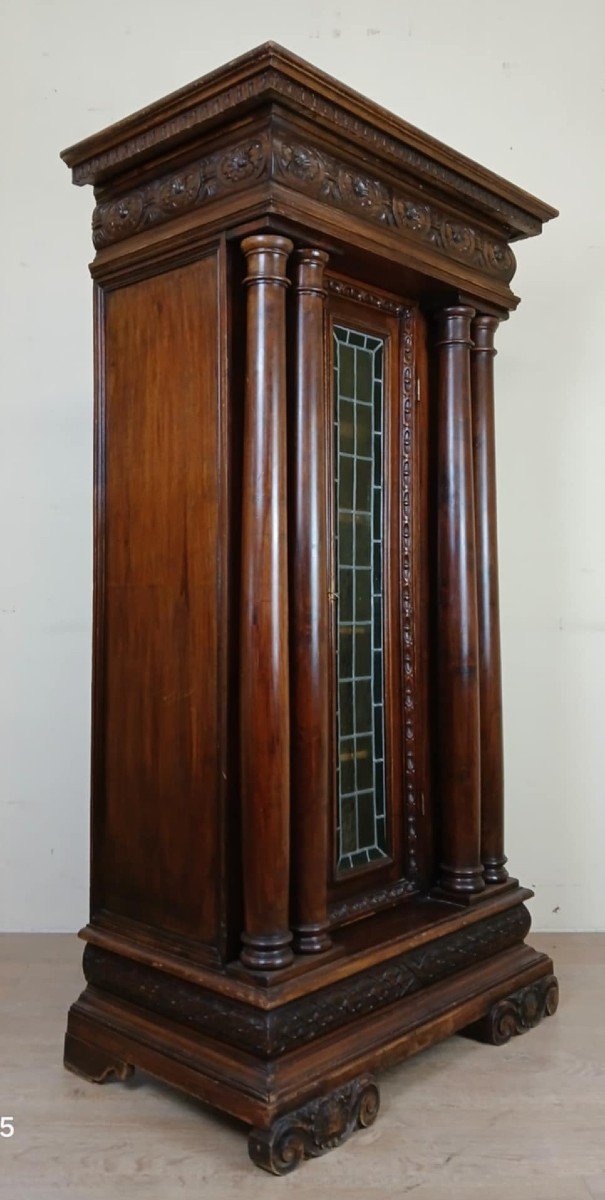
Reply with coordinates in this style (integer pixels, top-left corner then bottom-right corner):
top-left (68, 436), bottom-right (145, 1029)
top-left (1, 933), bottom-right (604, 1198)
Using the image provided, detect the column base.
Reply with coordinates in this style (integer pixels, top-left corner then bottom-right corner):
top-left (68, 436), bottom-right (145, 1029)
top-left (239, 930), bottom-right (294, 970)
top-left (293, 923), bottom-right (333, 954)
top-left (483, 855), bottom-right (509, 885)
top-left (436, 862), bottom-right (486, 897)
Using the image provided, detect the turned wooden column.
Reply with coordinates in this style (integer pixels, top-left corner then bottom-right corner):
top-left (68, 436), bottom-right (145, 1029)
top-left (435, 306), bottom-right (485, 896)
top-left (240, 234), bottom-right (294, 970)
top-left (291, 248), bottom-right (332, 954)
top-left (471, 315), bottom-right (508, 884)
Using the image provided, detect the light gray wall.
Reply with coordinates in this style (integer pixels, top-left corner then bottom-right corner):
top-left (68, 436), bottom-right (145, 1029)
top-left (1, 0), bottom-right (603, 930)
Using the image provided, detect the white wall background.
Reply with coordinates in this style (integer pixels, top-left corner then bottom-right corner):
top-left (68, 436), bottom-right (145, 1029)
top-left (1, 0), bottom-right (603, 931)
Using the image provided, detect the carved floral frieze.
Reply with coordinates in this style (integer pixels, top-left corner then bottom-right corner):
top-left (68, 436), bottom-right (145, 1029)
top-left (91, 136), bottom-right (269, 249)
top-left (273, 137), bottom-right (515, 280)
top-left (91, 129), bottom-right (516, 286)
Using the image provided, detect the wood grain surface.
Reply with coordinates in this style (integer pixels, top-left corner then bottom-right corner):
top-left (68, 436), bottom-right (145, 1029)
top-left (1, 933), bottom-right (602, 1199)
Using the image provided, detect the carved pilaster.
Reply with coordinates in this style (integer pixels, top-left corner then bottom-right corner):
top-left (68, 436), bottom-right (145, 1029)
top-left (291, 249), bottom-right (332, 954)
top-left (434, 306), bottom-right (485, 897)
top-left (240, 234), bottom-right (294, 970)
top-left (471, 315), bottom-right (508, 884)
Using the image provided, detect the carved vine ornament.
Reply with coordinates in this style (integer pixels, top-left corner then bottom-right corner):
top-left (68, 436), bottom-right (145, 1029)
top-left (83, 904), bottom-right (532, 1059)
top-left (91, 132), bottom-right (516, 285)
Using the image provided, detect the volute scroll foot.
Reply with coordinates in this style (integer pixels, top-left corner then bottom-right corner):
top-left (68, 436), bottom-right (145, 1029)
top-left (248, 1073), bottom-right (380, 1174)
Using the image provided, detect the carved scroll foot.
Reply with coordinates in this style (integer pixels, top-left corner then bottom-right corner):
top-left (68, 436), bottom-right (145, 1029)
top-left (462, 974), bottom-right (559, 1046)
top-left (64, 1033), bottom-right (134, 1083)
top-left (248, 1074), bottom-right (380, 1174)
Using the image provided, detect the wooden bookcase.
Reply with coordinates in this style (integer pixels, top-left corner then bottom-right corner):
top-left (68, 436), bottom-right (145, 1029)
top-left (61, 43), bottom-right (559, 1173)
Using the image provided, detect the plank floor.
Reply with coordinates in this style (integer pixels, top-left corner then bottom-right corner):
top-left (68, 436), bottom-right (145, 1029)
top-left (1, 933), bottom-right (604, 1199)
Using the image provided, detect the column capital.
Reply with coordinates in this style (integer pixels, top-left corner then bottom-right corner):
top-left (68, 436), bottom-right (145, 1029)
top-left (472, 314), bottom-right (500, 356)
top-left (434, 305), bottom-right (475, 348)
top-left (294, 247), bottom-right (329, 296)
top-left (241, 235), bottom-right (294, 287)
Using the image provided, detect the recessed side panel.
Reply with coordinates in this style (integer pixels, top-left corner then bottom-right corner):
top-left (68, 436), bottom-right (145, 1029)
top-left (95, 254), bottom-right (225, 950)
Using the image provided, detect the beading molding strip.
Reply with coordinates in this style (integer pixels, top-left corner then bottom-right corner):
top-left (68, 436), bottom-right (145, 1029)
top-left (326, 278), bottom-right (407, 315)
top-left (62, 44), bottom-right (557, 241)
top-left (90, 129), bottom-right (516, 285)
top-left (400, 308), bottom-right (420, 880)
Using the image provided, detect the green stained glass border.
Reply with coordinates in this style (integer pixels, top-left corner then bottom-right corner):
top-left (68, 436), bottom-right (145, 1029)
top-left (333, 324), bottom-right (388, 872)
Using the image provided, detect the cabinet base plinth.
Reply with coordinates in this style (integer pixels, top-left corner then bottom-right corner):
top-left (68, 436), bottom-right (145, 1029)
top-left (63, 909), bottom-right (557, 1170)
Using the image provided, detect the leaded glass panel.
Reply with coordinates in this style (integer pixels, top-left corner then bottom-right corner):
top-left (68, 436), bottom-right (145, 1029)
top-left (333, 325), bottom-right (388, 872)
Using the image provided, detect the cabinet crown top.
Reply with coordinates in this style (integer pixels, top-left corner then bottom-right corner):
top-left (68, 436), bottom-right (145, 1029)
top-left (61, 41), bottom-right (556, 242)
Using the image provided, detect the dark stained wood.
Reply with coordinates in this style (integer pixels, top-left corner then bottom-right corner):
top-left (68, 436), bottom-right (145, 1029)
top-left (248, 1074), bottom-right (380, 1174)
top-left (61, 44), bottom-right (557, 1173)
top-left (64, 1034), bottom-right (134, 1084)
top-left (434, 306), bottom-right (485, 897)
top-left (60, 44), bottom-right (557, 237)
top-left (410, 308), bottom-right (434, 891)
top-left (97, 255), bottom-right (228, 951)
top-left (239, 234), bottom-right (294, 970)
top-left (60, 44), bottom-right (557, 316)
top-left (64, 940), bottom-right (556, 1126)
top-left (471, 315), bottom-right (508, 884)
top-left (461, 973), bottom-right (559, 1043)
top-left (290, 249), bottom-right (332, 954)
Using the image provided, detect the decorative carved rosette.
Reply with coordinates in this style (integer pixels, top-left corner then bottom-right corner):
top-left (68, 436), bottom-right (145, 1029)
top-left (248, 1074), bottom-right (380, 1174)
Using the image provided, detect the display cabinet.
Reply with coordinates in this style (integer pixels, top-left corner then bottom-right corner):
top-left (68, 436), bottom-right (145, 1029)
top-left (61, 43), bottom-right (559, 1173)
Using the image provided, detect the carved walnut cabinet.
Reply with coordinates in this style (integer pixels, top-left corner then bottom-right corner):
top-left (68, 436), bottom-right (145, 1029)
top-left (61, 43), bottom-right (559, 1173)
